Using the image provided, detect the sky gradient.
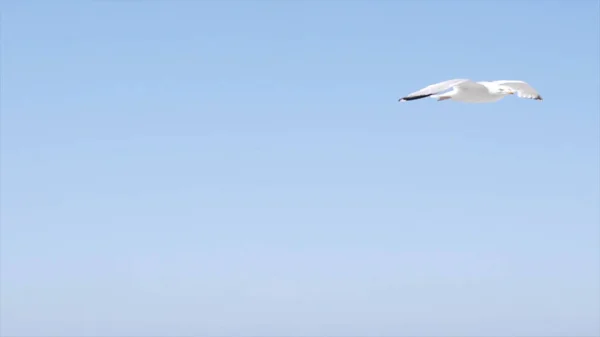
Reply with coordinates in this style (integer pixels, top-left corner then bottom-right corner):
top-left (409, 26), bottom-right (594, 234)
top-left (1, 1), bottom-right (599, 336)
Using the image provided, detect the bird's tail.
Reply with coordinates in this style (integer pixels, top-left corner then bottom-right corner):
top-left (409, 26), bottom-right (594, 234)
top-left (431, 95), bottom-right (451, 101)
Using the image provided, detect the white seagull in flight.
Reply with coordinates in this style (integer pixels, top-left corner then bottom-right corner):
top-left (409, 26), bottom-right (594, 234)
top-left (398, 79), bottom-right (543, 103)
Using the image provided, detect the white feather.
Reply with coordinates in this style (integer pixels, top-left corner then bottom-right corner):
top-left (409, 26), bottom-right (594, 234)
top-left (491, 80), bottom-right (543, 100)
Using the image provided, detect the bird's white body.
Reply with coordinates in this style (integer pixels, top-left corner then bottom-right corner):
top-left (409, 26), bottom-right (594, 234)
top-left (399, 79), bottom-right (543, 103)
top-left (440, 81), bottom-right (504, 103)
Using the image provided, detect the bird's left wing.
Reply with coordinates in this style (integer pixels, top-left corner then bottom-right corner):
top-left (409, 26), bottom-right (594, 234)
top-left (492, 80), bottom-right (543, 100)
top-left (399, 79), bottom-right (472, 101)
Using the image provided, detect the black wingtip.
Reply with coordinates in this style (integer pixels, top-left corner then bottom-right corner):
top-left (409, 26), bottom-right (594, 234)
top-left (398, 94), bottom-right (433, 102)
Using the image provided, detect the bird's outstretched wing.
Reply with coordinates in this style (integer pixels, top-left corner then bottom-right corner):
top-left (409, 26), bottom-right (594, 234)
top-left (399, 79), bottom-right (484, 101)
top-left (492, 80), bottom-right (543, 100)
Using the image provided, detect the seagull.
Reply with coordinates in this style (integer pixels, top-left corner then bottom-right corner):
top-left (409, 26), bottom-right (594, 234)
top-left (398, 79), bottom-right (543, 103)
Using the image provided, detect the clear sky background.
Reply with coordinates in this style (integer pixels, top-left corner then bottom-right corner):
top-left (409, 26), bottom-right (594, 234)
top-left (1, 1), bottom-right (599, 336)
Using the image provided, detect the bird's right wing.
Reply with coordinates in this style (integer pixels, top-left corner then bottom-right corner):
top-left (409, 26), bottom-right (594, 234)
top-left (399, 79), bottom-right (476, 101)
top-left (491, 80), bottom-right (543, 100)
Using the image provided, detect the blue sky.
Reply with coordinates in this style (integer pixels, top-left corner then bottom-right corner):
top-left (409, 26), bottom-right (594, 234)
top-left (1, 1), bottom-right (599, 336)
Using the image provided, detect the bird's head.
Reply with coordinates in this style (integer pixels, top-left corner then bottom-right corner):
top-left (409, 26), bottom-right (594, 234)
top-left (497, 86), bottom-right (516, 95)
